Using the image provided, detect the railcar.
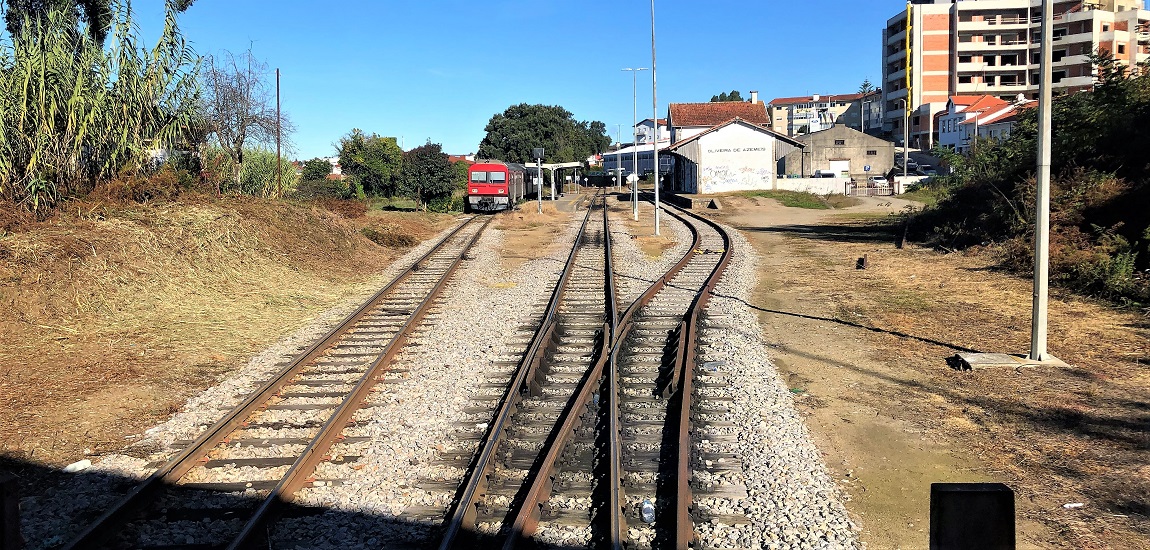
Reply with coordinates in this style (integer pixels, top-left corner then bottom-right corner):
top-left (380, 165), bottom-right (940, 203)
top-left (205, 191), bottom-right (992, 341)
top-left (466, 161), bottom-right (526, 213)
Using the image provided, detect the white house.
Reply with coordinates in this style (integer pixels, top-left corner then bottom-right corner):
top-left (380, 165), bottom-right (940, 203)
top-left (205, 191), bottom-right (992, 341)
top-left (635, 118), bottom-right (669, 145)
top-left (664, 117), bottom-right (803, 195)
top-left (938, 95), bottom-right (1034, 154)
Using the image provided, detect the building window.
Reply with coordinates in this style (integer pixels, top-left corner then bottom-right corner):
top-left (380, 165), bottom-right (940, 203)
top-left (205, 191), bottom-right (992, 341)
top-left (913, 116), bottom-right (921, 125)
top-left (834, 139), bottom-right (846, 145)
top-left (1001, 74), bottom-right (1018, 85)
top-left (1053, 49), bottom-right (1066, 62)
top-left (1118, 44), bottom-right (1126, 54)
top-left (1053, 70), bottom-right (1067, 83)
top-left (985, 56), bottom-right (997, 66)
top-left (959, 55), bottom-right (972, 63)
top-left (866, 150), bottom-right (877, 156)
top-left (1103, 24), bottom-right (1110, 32)
top-left (959, 75), bottom-right (973, 83)
top-left (1002, 54), bottom-right (1017, 65)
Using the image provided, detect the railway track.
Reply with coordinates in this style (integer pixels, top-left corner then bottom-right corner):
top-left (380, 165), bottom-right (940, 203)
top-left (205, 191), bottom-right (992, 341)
top-left (433, 195), bottom-right (737, 549)
top-left (62, 216), bottom-right (491, 550)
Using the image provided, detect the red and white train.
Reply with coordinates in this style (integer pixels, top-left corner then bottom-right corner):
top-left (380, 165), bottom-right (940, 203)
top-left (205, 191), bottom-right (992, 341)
top-left (466, 161), bottom-right (527, 213)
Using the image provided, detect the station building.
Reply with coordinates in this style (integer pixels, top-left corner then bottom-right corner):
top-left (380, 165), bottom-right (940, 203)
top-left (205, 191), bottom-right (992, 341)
top-left (664, 117), bottom-right (803, 195)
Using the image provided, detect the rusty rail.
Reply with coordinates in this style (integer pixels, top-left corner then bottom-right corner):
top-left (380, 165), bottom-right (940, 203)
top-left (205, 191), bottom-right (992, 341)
top-left (229, 216), bottom-right (493, 548)
top-left (658, 202), bottom-right (734, 549)
top-left (438, 194), bottom-right (600, 548)
top-left (63, 216), bottom-right (486, 550)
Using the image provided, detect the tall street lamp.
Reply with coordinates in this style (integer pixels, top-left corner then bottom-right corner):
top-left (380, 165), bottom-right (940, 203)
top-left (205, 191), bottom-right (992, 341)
top-left (897, 98), bottom-right (909, 180)
top-left (650, 0), bottom-right (661, 235)
top-left (1031, 0), bottom-right (1054, 361)
top-left (623, 67), bottom-right (648, 221)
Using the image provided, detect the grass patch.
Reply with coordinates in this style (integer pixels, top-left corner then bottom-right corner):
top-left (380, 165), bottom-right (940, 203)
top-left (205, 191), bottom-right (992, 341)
top-left (899, 186), bottom-right (947, 208)
top-left (737, 190), bottom-right (831, 209)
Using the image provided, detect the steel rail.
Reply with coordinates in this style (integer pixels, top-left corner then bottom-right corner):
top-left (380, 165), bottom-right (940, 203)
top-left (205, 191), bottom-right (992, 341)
top-left (602, 197), bottom-right (626, 549)
top-left (503, 195), bottom-right (706, 548)
top-left (229, 216), bottom-right (494, 548)
top-left (655, 201), bottom-right (734, 550)
top-left (63, 216), bottom-right (483, 550)
top-left (437, 193), bottom-right (600, 549)
top-left (501, 195), bottom-right (621, 547)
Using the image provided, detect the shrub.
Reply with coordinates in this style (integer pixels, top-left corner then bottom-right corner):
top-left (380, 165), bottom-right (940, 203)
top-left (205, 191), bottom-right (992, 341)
top-left (293, 178), bottom-right (350, 200)
top-left (361, 226), bottom-right (417, 248)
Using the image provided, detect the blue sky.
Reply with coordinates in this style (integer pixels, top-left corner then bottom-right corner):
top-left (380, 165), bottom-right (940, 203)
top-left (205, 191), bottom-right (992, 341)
top-left (134, 1), bottom-right (901, 160)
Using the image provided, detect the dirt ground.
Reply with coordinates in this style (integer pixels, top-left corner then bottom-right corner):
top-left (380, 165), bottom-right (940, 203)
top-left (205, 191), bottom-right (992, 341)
top-left (699, 194), bottom-right (1149, 549)
top-left (0, 197), bottom-right (456, 467)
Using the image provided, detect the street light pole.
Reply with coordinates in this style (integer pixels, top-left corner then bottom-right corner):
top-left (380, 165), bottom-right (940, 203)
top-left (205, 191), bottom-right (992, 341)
top-left (623, 67), bottom-right (649, 221)
top-left (650, 0), bottom-right (661, 235)
top-left (1031, 0), bottom-right (1053, 361)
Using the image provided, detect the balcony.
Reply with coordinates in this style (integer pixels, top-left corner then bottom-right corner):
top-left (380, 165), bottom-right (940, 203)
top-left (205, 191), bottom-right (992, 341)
top-left (887, 49), bottom-right (907, 64)
top-left (1053, 54), bottom-right (1090, 68)
top-left (887, 29), bottom-right (907, 46)
top-left (957, 39), bottom-right (1031, 52)
top-left (885, 88), bottom-right (909, 101)
top-left (886, 68), bottom-right (907, 81)
top-left (1053, 75), bottom-right (1094, 88)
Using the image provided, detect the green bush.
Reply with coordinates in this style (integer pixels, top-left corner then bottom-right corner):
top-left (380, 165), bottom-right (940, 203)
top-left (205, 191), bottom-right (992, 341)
top-left (293, 178), bottom-right (349, 200)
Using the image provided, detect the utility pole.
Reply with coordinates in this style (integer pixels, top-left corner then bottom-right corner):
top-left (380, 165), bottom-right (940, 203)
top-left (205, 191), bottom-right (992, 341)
top-left (276, 68), bottom-right (282, 194)
top-left (650, 0), bottom-right (661, 235)
top-left (1031, 0), bottom-right (1053, 361)
top-left (623, 67), bottom-right (648, 221)
top-left (898, 98), bottom-right (908, 180)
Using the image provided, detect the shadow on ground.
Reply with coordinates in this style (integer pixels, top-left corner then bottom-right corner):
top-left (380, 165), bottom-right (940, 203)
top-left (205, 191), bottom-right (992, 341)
top-left (0, 455), bottom-right (585, 549)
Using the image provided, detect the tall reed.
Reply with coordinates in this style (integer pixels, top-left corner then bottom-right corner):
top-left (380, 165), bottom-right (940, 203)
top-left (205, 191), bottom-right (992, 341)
top-left (0, 0), bottom-right (201, 213)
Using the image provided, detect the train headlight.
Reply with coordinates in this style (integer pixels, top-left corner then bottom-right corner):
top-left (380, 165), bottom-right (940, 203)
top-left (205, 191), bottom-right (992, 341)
top-left (471, 188), bottom-right (478, 193)
top-left (499, 189), bottom-right (505, 193)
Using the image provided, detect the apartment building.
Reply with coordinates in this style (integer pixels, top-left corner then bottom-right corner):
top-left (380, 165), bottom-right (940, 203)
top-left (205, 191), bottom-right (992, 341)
top-left (882, 0), bottom-right (1150, 148)
top-left (766, 92), bottom-right (878, 137)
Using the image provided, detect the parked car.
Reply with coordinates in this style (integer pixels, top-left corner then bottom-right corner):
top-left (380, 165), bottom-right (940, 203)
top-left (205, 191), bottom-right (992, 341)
top-left (813, 170), bottom-right (838, 178)
top-left (867, 176), bottom-right (890, 186)
top-left (917, 165), bottom-right (938, 176)
top-left (905, 160), bottom-right (919, 171)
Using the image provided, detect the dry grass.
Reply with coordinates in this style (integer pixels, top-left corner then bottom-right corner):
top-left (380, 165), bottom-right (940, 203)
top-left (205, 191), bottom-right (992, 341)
top-left (0, 196), bottom-right (454, 465)
top-left (746, 212), bottom-right (1150, 549)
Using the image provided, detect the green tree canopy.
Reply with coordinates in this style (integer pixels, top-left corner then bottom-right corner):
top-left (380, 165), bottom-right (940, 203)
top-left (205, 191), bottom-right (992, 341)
top-left (338, 129), bottom-right (403, 197)
top-left (710, 90), bottom-right (743, 102)
top-left (3, 0), bottom-right (196, 44)
top-left (400, 141), bottom-right (454, 211)
top-left (477, 104), bottom-right (610, 165)
top-left (859, 78), bottom-right (876, 95)
top-left (301, 158), bottom-right (332, 181)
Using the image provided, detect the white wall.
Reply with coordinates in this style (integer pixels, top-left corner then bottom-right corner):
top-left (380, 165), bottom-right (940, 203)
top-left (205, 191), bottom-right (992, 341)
top-left (775, 178), bottom-right (847, 195)
top-left (695, 124), bottom-right (777, 194)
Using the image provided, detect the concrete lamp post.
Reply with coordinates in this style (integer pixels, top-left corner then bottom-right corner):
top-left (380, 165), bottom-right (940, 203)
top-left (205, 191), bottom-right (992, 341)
top-left (623, 67), bottom-right (648, 221)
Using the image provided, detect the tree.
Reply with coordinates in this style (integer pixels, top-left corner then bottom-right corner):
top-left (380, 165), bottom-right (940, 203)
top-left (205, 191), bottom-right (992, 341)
top-left (338, 129), bottom-right (403, 197)
top-left (709, 90), bottom-right (743, 102)
top-left (301, 158), bottom-right (332, 181)
top-left (859, 78), bottom-right (876, 95)
top-left (450, 160), bottom-right (470, 190)
top-left (477, 104), bottom-right (610, 165)
top-left (3, 0), bottom-right (196, 45)
top-left (201, 49), bottom-right (292, 185)
top-left (0, 1), bottom-right (200, 212)
top-left (400, 141), bottom-right (454, 211)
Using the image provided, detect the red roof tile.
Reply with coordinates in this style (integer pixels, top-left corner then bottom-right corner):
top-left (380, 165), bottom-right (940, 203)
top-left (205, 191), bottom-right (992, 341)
top-left (669, 102), bottom-right (770, 127)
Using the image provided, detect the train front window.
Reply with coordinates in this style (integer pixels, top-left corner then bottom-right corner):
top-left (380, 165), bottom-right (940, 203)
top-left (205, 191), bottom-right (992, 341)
top-left (470, 171), bottom-right (488, 183)
top-left (489, 172), bottom-right (507, 183)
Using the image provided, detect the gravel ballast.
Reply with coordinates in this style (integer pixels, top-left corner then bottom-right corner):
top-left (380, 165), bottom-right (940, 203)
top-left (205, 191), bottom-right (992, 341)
top-left (19, 203), bottom-right (862, 549)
